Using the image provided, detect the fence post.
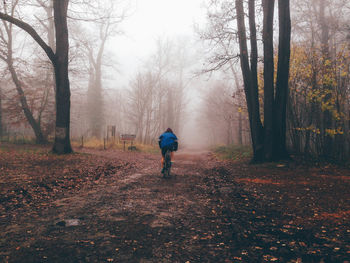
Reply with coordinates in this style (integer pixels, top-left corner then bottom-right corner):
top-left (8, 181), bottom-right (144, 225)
top-left (81, 136), bottom-right (84, 148)
top-left (104, 137), bottom-right (106, 150)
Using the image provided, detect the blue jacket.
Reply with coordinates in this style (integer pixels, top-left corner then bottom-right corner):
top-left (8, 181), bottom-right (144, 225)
top-left (159, 132), bottom-right (178, 149)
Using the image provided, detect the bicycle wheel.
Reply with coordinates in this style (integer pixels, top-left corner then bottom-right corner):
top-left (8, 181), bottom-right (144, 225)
top-left (164, 150), bottom-right (171, 177)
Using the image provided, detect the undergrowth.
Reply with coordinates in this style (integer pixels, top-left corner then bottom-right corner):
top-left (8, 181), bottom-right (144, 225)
top-left (71, 137), bottom-right (159, 154)
top-left (213, 144), bottom-right (252, 160)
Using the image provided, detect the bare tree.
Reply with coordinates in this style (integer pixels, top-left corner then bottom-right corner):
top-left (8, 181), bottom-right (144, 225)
top-left (0, 0), bottom-right (47, 143)
top-left (77, 1), bottom-right (126, 138)
top-left (0, 0), bottom-right (73, 153)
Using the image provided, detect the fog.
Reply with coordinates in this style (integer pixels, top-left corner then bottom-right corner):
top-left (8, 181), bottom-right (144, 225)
top-left (0, 0), bottom-right (349, 160)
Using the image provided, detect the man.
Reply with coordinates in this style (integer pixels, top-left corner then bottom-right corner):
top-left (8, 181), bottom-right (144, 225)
top-left (158, 128), bottom-right (178, 173)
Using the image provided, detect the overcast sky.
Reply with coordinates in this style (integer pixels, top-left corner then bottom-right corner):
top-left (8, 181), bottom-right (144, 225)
top-left (110, 0), bottom-right (207, 88)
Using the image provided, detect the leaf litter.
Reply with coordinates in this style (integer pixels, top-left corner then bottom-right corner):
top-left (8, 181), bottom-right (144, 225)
top-left (0, 144), bottom-right (349, 262)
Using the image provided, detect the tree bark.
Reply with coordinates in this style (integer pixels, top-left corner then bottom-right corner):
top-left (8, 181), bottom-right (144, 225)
top-left (248, 0), bottom-right (259, 94)
top-left (262, 0), bottom-right (275, 160)
top-left (319, 0), bottom-right (333, 158)
top-left (233, 71), bottom-right (243, 145)
top-left (52, 0), bottom-right (72, 154)
top-left (235, 0), bottom-right (264, 162)
top-left (273, 0), bottom-right (291, 160)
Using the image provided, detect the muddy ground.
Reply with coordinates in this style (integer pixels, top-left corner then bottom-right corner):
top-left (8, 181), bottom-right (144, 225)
top-left (0, 144), bottom-right (349, 262)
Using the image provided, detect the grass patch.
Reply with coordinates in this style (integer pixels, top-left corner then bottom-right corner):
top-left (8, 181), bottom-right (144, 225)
top-left (0, 142), bottom-right (49, 154)
top-left (71, 137), bottom-right (159, 154)
top-left (213, 144), bottom-right (252, 160)
top-left (136, 144), bottom-right (160, 154)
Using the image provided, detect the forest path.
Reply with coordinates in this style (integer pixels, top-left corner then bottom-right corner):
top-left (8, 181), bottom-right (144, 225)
top-left (1, 145), bottom-right (349, 262)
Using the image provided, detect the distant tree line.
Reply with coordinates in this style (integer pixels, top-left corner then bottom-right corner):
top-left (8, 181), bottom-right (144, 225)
top-left (0, 0), bottom-right (190, 152)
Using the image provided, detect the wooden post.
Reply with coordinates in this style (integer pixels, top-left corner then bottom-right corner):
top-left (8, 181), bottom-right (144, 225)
top-left (81, 136), bottom-right (84, 148)
top-left (104, 137), bottom-right (106, 150)
top-left (123, 141), bottom-right (126, 151)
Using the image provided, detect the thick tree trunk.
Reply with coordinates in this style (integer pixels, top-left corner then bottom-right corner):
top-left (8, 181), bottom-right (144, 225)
top-left (92, 62), bottom-right (104, 138)
top-left (319, 0), bottom-right (333, 158)
top-left (235, 0), bottom-right (264, 162)
top-left (238, 111), bottom-right (243, 145)
top-left (232, 71), bottom-right (243, 146)
top-left (86, 63), bottom-right (104, 138)
top-left (343, 95), bottom-right (350, 160)
top-left (262, 0), bottom-right (275, 160)
top-left (167, 88), bottom-right (174, 128)
top-left (248, 0), bottom-right (258, 94)
top-left (52, 0), bottom-right (72, 154)
top-left (273, 0), bottom-right (291, 160)
top-left (86, 24), bottom-right (108, 139)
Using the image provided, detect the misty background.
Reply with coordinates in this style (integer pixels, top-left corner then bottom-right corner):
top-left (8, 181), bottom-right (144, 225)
top-left (0, 0), bottom-right (349, 159)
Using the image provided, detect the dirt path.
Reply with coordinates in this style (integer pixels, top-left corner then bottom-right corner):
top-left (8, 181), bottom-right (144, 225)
top-left (1, 147), bottom-right (349, 262)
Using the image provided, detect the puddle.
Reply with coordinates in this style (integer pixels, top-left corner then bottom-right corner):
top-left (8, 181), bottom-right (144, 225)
top-left (66, 219), bottom-right (80, 226)
top-left (56, 219), bottom-right (80, 227)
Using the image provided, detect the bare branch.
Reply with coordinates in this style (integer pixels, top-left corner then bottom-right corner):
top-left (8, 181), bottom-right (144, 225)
top-left (0, 12), bottom-right (55, 63)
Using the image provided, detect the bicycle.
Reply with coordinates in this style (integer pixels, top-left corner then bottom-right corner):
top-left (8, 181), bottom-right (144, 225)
top-left (162, 149), bottom-right (172, 178)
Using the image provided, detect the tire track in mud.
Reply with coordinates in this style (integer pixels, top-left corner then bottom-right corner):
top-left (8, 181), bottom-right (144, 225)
top-left (52, 148), bottom-right (212, 231)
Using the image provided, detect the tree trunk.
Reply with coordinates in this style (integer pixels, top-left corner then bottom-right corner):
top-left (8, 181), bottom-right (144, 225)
top-left (7, 62), bottom-right (47, 143)
top-left (319, 0), bottom-right (333, 158)
top-left (93, 56), bottom-right (104, 138)
top-left (232, 71), bottom-right (243, 145)
top-left (238, 111), bottom-right (243, 145)
top-left (273, 0), bottom-right (291, 160)
top-left (343, 94), bottom-right (350, 160)
top-left (235, 0), bottom-right (264, 162)
top-left (52, 0), bottom-right (72, 154)
top-left (262, 0), bottom-right (275, 160)
top-left (167, 88), bottom-right (174, 128)
top-left (248, 0), bottom-right (258, 95)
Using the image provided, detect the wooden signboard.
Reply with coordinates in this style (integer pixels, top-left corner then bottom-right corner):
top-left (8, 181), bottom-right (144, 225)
top-left (121, 134), bottom-right (136, 141)
top-left (120, 134), bottom-right (136, 151)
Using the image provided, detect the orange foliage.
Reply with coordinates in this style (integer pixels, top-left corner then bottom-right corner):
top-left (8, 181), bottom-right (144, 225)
top-left (235, 178), bottom-right (281, 185)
